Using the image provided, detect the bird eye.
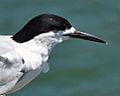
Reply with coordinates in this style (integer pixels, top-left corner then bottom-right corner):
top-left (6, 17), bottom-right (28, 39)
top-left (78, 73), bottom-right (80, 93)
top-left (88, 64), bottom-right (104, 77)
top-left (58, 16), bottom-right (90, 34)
top-left (52, 25), bottom-right (66, 31)
top-left (59, 25), bottom-right (66, 30)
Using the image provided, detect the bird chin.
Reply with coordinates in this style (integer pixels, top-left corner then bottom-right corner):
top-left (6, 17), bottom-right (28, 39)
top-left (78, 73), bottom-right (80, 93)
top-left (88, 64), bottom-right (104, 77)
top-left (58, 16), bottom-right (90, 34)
top-left (62, 36), bottom-right (69, 41)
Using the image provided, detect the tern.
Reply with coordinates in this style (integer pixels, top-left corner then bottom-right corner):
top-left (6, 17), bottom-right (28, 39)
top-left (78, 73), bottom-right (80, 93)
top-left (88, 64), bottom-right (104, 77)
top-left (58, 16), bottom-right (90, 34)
top-left (0, 13), bottom-right (107, 96)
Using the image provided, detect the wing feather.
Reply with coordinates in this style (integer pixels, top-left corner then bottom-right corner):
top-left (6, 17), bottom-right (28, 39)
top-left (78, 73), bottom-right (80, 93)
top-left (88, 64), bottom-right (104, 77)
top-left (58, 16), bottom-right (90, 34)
top-left (0, 52), bottom-right (24, 95)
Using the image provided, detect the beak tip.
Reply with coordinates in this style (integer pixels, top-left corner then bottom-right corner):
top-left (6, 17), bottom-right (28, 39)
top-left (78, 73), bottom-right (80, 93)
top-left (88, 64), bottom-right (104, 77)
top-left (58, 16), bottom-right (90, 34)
top-left (94, 39), bottom-right (108, 45)
top-left (105, 41), bottom-right (108, 45)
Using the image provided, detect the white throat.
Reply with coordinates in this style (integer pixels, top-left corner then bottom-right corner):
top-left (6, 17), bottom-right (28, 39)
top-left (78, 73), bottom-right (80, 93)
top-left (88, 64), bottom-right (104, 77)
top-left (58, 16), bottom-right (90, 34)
top-left (34, 32), bottom-right (64, 51)
top-left (34, 27), bottom-right (75, 51)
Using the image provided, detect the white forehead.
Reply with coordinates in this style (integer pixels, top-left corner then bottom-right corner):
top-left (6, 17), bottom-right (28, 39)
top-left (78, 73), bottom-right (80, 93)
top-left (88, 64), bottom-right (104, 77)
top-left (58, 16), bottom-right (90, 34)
top-left (63, 27), bottom-right (75, 35)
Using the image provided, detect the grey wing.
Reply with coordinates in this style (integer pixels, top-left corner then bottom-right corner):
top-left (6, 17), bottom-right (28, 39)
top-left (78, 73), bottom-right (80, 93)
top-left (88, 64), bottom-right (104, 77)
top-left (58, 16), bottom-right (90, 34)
top-left (0, 55), bottom-right (24, 95)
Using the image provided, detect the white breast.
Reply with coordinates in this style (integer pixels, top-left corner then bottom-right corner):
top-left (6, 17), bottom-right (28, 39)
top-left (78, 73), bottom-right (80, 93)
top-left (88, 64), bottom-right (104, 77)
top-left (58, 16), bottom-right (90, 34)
top-left (7, 49), bottom-right (49, 94)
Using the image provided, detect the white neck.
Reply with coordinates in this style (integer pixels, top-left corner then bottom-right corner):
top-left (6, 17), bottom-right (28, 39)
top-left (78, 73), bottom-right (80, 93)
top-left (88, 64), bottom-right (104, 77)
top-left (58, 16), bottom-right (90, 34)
top-left (33, 31), bottom-right (65, 53)
top-left (16, 36), bottom-right (60, 71)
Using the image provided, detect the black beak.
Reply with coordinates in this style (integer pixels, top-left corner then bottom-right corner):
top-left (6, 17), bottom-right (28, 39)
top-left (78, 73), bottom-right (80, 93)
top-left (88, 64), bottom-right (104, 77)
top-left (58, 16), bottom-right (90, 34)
top-left (65, 31), bottom-right (107, 44)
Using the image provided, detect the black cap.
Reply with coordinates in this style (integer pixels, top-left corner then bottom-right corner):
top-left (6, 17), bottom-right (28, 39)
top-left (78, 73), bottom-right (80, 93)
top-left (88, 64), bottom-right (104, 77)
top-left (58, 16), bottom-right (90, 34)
top-left (12, 13), bottom-right (72, 43)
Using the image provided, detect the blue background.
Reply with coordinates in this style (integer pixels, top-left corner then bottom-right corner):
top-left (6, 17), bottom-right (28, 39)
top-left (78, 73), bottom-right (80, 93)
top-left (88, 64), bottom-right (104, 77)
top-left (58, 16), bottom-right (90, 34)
top-left (0, 0), bottom-right (119, 96)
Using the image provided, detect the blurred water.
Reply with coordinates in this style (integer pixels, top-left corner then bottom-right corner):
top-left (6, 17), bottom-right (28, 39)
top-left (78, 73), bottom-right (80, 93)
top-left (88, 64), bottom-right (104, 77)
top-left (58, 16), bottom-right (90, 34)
top-left (0, 0), bottom-right (120, 96)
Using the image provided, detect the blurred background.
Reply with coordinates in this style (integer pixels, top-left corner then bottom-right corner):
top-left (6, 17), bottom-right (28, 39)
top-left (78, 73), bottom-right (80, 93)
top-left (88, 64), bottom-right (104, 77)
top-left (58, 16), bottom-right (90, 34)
top-left (0, 0), bottom-right (119, 96)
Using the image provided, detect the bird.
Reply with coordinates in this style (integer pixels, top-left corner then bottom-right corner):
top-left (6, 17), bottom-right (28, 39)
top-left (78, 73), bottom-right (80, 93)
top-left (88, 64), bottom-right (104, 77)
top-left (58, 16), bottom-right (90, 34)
top-left (0, 13), bottom-right (107, 96)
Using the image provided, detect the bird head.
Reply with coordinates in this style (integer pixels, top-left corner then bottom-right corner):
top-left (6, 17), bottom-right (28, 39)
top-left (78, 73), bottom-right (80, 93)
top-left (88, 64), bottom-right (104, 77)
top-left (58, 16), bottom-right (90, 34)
top-left (12, 13), bottom-right (107, 46)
